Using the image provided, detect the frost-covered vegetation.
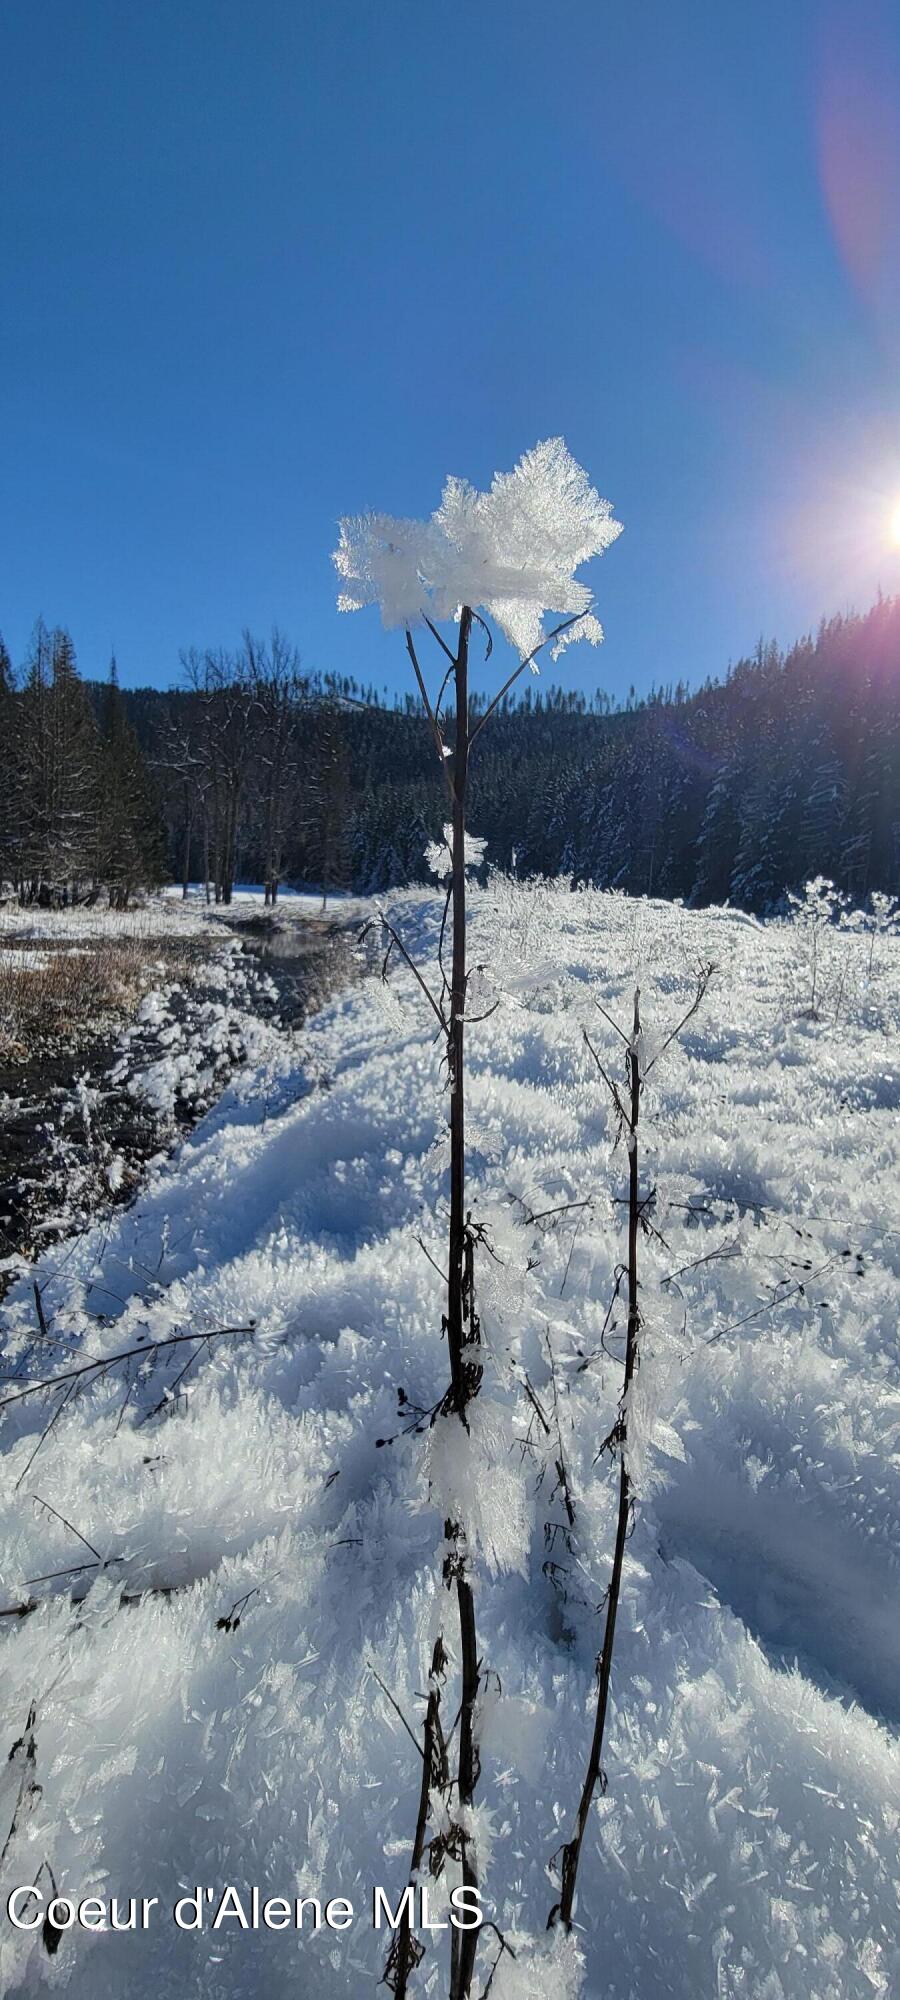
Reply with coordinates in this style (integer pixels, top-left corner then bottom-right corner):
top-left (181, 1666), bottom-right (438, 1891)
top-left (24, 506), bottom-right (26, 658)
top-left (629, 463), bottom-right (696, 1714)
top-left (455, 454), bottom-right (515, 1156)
top-left (0, 896), bottom-right (286, 1284)
top-left (0, 879), bottom-right (897, 1998)
top-left (0, 924), bottom-right (201, 1064)
top-left (333, 437), bottom-right (626, 1998)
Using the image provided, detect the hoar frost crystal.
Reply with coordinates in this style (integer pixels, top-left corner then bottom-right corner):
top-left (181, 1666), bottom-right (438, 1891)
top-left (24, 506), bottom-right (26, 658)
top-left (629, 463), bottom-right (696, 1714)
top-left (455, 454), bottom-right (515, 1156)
top-left (333, 437), bottom-right (622, 662)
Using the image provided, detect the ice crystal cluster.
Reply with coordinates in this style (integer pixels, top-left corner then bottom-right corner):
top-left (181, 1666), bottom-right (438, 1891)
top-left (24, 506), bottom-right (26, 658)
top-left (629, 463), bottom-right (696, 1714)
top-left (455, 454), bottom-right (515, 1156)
top-left (333, 437), bottom-right (622, 661)
top-left (424, 825), bottom-right (487, 879)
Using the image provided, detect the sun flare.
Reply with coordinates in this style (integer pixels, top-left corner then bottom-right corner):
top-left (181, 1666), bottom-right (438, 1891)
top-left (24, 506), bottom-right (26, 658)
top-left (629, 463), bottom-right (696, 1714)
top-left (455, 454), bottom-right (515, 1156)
top-left (890, 503), bottom-right (900, 546)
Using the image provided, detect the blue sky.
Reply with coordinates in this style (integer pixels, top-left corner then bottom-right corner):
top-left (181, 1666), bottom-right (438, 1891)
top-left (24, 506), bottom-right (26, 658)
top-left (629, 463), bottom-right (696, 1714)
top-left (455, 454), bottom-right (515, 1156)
top-left (4, 0), bottom-right (900, 703)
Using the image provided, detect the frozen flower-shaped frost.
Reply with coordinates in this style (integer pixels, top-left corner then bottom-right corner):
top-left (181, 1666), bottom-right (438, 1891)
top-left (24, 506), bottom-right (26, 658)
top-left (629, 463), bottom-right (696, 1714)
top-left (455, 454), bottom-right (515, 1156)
top-left (425, 825), bottom-right (487, 879)
top-left (334, 438), bottom-right (622, 662)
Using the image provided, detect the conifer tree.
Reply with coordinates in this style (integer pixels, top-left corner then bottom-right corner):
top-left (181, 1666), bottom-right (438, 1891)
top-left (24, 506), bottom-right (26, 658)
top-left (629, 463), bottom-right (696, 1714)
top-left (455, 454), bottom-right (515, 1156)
top-left (97, 655), bottom-right (166, 905)
top-left (17, 617), bottom-right (56, 898)
top-left (0, 634), bottom-right (19, 890)
top-left (47, 627), bottom-right (101, 896)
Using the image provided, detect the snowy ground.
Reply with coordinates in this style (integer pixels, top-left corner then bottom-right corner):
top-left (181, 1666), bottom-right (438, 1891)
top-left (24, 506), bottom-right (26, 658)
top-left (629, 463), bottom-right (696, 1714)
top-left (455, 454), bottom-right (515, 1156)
top-left (1, 883), bottom-right (364, 946)
top-left (0, 898), bottom-right (213, 947)
top-left (0, 880), bottom-right (897, 1999)
top-left (160, 883), bottom-right (369, 921)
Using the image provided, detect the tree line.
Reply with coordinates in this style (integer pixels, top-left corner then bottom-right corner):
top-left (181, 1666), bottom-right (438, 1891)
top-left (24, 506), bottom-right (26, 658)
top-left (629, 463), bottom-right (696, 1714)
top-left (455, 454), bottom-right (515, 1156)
top-left (2, 596), bottom-right (898, 910)
top-left (0, 620), bottom-right (165, 906)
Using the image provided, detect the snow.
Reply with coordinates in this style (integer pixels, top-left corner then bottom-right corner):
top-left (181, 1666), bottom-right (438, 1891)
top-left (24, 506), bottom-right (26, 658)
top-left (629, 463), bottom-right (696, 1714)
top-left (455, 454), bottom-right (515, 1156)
top-left (0, 898), bottom-right (213, 946)
top-left (0, 887), bottom-right (367, 951)
top-left (333, 437), bottom-right (622, 660)
top-left (161, 884), bottom-right (367, 917)
top-left (0, 878), bottom-right (898, 1998)
top-left (0, 950), bottom-right (53, 972)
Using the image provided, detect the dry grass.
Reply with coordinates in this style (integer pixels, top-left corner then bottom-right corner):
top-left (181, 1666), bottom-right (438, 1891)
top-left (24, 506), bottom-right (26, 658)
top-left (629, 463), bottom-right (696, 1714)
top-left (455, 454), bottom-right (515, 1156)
top-left (0, 937), bottom-right (204, 1061)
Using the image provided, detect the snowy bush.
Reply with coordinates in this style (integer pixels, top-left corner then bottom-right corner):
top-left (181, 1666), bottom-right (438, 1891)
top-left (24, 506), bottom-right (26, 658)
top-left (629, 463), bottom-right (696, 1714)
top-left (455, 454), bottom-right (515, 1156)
top-left (783, 878), bottom-right (900, 1028)
top-left (782, 876), bottom-right (854, 1023)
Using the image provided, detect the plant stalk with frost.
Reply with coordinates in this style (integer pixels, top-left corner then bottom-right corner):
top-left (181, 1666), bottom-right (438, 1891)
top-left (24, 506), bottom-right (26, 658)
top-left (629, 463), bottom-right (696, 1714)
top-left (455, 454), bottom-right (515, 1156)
top-left (334, 440), bottom-right (621, 2000)
top-left (549, 964), bottom-right (712, 1934)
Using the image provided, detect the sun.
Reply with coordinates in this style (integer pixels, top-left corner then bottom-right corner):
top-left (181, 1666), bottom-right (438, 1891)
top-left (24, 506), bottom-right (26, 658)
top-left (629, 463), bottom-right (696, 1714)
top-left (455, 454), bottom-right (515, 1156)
top-left (890, 503), bottom-right (900, 546)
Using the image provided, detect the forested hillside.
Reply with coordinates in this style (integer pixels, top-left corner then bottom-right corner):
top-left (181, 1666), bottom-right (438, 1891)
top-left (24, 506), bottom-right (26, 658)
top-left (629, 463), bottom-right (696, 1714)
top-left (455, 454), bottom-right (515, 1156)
top-left (2, 597), bottom-right (898, 909)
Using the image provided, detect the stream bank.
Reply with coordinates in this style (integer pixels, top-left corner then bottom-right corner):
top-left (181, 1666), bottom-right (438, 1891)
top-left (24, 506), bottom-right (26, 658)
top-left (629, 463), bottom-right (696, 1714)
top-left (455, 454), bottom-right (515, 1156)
top-left (0, 908), bottom-right (357, 1298)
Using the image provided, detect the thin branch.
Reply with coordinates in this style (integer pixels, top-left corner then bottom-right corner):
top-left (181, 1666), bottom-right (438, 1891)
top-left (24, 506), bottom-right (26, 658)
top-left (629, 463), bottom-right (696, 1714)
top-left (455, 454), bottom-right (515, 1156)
top-left (520, 1373), bottom-right (551, 1437)
top-left (0, 1324), bottom-right (258, 1416)
top-left (15, 1382), bottom-right (78, 1490)
top-left (644, 962), bottom-right (715, 1076)
top-left (362, 916), bottom-right (447, 1035)
top-left (592, 996), bottom-right (630, 1046)
top-left (478, 1925), bottom-right (516, 1998)
top-left (437, 876), bottom-right (454, 999)
top-left (661, 1240), bottom-right (742, 1288)
top-left (523, 1197), bottom-right (597, 1227)
top-left (470, 610), bottom-right (493, 659)
top-left (383, 1634), bottom-right (448, 1999)
top-left (139, 1341), bottom-right (206, 1422)
top-left (704, 1259), bottom-right (836, 1347)
top-left (405, 629), bottom-right (453, 795)
top-left (30, 1495), bottom-right (102, 1564)
top-left (582, 1030), bottom-right (628, 1127)
top-left (423, 616), bottom-right (457, 666)
top-left (470, 614), bottom-right (589, 746)
top-left (415, 1235), bottom-right (450, 1286)
top-left (458, 998), bottom-right (500, 1025)
top-left (434, 659), bottom-right (456, 727)
top-left (368, 1665), bottom-right (425, 1762)
top-left (32, 1284), bottom-right (50, 1341)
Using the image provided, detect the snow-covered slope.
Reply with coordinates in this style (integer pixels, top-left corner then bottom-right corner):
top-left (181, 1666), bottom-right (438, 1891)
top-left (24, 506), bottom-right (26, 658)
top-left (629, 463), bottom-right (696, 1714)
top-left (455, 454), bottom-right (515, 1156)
top-left (0, 881), bottom-right (897, 1999)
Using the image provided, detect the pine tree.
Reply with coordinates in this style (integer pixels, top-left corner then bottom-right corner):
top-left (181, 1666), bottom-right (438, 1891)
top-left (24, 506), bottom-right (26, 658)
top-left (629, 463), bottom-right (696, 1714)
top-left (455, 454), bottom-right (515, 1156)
top-left (692, 751), bottom-right (744, 904)
top-left (97, 655), bottom-right (166, 905)
top-left (799, 748), bottom-right (847, 884)
top-left (0, 635), bottom-right (18, 891)
top-left (48, 627), bottom-right (101, 897)
top-left (17, 618), bottom-right (55, 898)
top-left (316, 709), bottom-right (352, 909)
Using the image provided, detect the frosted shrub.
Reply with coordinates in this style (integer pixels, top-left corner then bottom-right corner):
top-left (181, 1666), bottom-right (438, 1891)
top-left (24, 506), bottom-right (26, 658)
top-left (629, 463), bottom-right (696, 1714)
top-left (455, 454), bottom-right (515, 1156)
top-left (484, 869), bottom-right (558, 988)
top-left (862, 889), bottom-right (900, 985)
top-left (784, 878), bottom-right (900, 1027)
top-left (784, 876), bottom-right (854, 1023)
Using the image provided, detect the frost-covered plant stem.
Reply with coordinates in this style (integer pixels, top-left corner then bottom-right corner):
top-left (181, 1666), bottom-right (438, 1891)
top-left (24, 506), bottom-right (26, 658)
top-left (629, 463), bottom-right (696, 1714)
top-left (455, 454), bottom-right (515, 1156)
top-left (446, 610), bottom-right (478, 1415)
top-left (378, 608), bottom-right (486, 1999)
top-left (550, 965), bottom-right (712, 1929)
top-left (444, 607), bottom-right (484, 2000)
top-left (333, 444), bottom-right (622, 1994)
top-left (552, 990), bottom-right (642, 1931)
top-left (387, 1637), bottom-right (449, 2000)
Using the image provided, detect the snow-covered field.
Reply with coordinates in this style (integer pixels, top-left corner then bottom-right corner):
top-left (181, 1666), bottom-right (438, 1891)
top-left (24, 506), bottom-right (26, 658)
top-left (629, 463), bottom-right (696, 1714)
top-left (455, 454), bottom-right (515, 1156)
top-left (0, 880), bottom-right (898, 1999)
top-left (0, 899), bottom-right (214, 947)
